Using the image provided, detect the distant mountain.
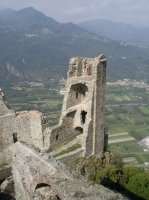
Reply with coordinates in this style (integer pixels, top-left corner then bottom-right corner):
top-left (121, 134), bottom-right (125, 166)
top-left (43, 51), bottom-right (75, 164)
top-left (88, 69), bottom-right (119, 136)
top-left (0, 7), bottom-right (149, 84)
top-left (78, 19), bottom-right (149, 46)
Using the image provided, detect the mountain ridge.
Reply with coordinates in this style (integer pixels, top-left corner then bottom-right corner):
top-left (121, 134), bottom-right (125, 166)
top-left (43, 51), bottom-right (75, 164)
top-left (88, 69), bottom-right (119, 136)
top-left (0, 7), bottom-right (149, 84)
top-left (78, 18), bottom-right (149, 46)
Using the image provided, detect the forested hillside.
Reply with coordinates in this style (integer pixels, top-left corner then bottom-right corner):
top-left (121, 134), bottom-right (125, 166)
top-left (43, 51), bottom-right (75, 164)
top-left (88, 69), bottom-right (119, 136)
top-left (0, 7), bottom-right (149, 84)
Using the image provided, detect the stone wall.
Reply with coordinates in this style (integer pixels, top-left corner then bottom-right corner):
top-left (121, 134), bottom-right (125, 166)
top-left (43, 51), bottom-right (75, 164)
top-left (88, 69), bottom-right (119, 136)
top-left (16, 111), bottom-right (47, 150)
top-left (11, 142), bottom-right (128, 200)
top-left (0, 93), bottom-right (47, 180)
top-left (45, 110), bottom-right (84, 151)
top-left (0, 95), bottom-right (15, 168)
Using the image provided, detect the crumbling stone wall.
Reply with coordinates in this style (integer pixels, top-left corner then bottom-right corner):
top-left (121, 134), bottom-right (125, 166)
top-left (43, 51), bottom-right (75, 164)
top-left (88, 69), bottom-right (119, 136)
top-left (44, 55), bottom-right (107, 157)
top-left (0, 55), bottom-right (107, 162)
top-left (0, 93), bottom-right (15, 168)
top-left (15, 111), bottom-right (47, 150)
top-left (45, 110), bottom-right (84, 151)
top-left (0, 91), bottom-right (47, 180)
top-left (0, 55), bottom-right (107, 183)
top-left (11, 142), bottom-right (128, 200)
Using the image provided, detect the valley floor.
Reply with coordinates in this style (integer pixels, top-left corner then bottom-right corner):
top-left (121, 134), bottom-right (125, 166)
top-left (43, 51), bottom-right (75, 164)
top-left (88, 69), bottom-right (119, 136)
top-left (3, 80), bottom-right (149, 167)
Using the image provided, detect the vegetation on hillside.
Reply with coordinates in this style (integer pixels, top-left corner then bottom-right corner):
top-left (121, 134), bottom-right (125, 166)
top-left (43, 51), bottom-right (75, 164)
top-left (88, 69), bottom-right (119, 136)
top-left (0, 7), bottom-right (149, 84)
top-left (76, 154), bottom-right (149, 200)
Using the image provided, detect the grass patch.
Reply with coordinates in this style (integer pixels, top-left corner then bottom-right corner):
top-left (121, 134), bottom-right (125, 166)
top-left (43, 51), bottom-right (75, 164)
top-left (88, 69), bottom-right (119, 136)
top-left (135, 153), bottom-right (149, 163)
top-left (109, 141), bottom-right (143, 154)
top-left (107, 124), bottom-right (131, 135)
top-left (54, 143), bottom-right (81, 157)
top-left (129, 125), bottom-right (149, 140)
top-left (119, 114), bottom-right (135, 124)
top-left (109, 141), bottom-right (149, 164)
top-left (139, 106), bottom-right (149, 115)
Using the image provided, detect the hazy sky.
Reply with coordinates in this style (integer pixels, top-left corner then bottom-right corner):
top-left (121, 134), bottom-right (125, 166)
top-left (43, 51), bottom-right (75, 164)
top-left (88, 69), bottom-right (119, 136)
top-left (0, 0), bottom-right (149, 26)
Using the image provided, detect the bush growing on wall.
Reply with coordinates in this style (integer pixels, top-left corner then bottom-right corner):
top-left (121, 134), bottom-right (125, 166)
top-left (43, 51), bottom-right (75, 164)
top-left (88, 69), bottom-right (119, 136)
top-left (76, 153), bottom-right (149, 200)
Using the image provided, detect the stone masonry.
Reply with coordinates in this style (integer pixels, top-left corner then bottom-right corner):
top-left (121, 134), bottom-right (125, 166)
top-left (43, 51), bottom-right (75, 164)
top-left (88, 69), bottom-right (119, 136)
top-left (44, 55), bottom-right (107, 157)
top-left (0, 55), bottom-right (111, 199)
top-left (0, 91), bottom-right (47, 180)
top-left (11, 142), bottom-right (128, 200)
top-left (15, 110), bottom-right (47, 150)
top-left (0, 55), bottom-right (107, 173)
top-left (0, 55), bottom-right (107, 167)
top-left (0, 90), bottom-right (15, 168)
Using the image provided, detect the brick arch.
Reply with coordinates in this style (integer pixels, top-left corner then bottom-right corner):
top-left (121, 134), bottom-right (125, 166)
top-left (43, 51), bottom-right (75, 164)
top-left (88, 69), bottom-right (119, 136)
top-left (32, 176), bottom-right (50, 191)
top-left (31, 176), bottom-right (63, 199)
top-left (70, 83), bottom-right (88, 94)
top-left (67, 83), bottom-right (88, 108)
top-left (34, 183), bottom-right (61, 200)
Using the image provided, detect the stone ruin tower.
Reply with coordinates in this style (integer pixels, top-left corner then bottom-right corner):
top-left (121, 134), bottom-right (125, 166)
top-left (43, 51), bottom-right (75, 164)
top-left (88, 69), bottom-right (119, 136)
top-left (45, 55), bottom-right (107, 157)
top-left (0, 55), bottom-right (107, 179)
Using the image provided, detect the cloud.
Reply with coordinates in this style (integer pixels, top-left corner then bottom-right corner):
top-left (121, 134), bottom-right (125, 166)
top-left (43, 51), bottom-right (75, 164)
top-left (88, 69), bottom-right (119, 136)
top-left (0, 0), bottom-right (149, 26)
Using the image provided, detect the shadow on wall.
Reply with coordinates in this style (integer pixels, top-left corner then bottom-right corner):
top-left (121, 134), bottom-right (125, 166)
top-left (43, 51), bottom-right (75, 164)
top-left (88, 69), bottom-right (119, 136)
top-left (0, 193), bottom-right (15, 200)
top-left (12, 133), bottom-right (18, 143)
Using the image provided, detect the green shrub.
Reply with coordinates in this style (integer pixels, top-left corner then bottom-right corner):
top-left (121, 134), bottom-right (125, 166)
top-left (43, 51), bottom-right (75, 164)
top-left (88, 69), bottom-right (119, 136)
top-left (76, 154), bottom-right (149, 199)
top-left (126, 172), bottom-right (149, 199)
